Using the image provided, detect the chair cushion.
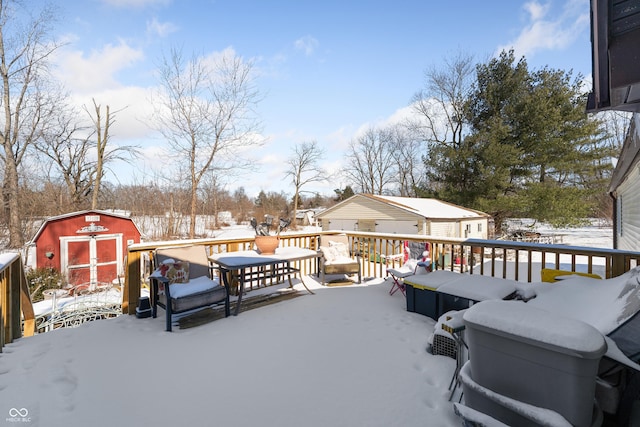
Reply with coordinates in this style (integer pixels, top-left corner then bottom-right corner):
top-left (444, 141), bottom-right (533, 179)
top-left (156, 246), bottom-right (210, 279)
top-left (169, 275), bottom-right (220, 299)
top-left (319, 245), bottom-right (353, 265)
top-left (155, 260), bottom-right (190, 284)
top-left (388, 259), bottom-right (423, 278)
top-left (328, 240), bottom-right (350, 257)
top-left (319, 245), bottom-right (337, 261)
top-left (169, 281), bottom-right (227, 313)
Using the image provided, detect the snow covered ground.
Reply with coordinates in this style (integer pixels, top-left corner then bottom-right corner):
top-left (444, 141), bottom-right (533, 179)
top-left (0, 222), bottom-right (627, 427)
top-left (507, 218), bottom-right (613, 249)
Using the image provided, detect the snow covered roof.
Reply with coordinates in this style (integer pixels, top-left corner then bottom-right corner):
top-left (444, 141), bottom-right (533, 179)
top-left (317, 194), bottom-right (488, 220)
top-left (27, 209), bottom-right (140, 245)
top-left (370, 195), bottom-right (488, 219)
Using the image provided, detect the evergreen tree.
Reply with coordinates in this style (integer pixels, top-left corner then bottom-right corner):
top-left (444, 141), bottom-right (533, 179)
top-left (455, 50), bottom-right (612, 229)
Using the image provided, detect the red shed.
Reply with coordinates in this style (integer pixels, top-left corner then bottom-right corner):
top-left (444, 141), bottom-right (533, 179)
top-left (29, 210), bottom-right (142, 288)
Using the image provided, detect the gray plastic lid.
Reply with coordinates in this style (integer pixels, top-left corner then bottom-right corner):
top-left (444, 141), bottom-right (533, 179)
top-left (463, 300), bottom-right (607, 358)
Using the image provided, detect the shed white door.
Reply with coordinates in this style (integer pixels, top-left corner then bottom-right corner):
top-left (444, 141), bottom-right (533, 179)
top-left (60, 234), bottom-right (123, 289)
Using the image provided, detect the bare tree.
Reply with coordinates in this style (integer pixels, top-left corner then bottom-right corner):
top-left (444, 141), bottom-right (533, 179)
top-left (344, 127), bottom-right (396, 195)
top-left (36, 101), bottom-right (94, 210)
top-left (388, 124), bottom-right (425, 197)
top-left (34, 96), bottom-right (95, 211)
top-left (85, 99), bottom-right (138, 209)
top-left (87, 100), bottom-right (110, 210)
top-left (36, 98), bottom-right (138, 211)
top-left (597, 110), bottom-right (633, 153)
top-left (410, 51), bottom-right (475, 148)
top-left (284, 140), bottom-right (325, 229)
top-left (0, 1), bottom-right (61, 247)
top-left (153, 47), bottom-right (262, 238)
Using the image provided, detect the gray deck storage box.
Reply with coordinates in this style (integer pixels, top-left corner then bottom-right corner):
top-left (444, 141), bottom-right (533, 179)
top-left (463, 300), bottom-right (607, 427)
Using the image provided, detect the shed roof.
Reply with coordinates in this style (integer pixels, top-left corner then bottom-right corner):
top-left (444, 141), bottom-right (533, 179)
top-left (29, 209), bottom-right (141, 244)
top-left (316, 194), bottom-right (489, 220)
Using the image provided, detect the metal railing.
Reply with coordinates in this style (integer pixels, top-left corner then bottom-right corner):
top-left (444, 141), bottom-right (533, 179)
top-left (1, 253), bottom-right (35, 351)
top-left (122, 231), bottom-right (640, 315)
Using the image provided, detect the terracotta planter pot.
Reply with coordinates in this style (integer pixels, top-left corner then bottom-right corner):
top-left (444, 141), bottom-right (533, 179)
top-left (254, 235), bottom-right (280, 255)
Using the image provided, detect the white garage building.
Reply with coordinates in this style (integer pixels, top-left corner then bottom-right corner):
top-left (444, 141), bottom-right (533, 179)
top-left (315, 194), bottom-right (491, 239)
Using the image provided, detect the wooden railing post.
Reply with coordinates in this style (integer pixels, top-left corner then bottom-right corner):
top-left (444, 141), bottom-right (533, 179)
top-left (20, 267), bottom-right (35, 337)
top-left (1, 269), bottom-right (11, 346)
top-left (1, 255), bottom-right (35, 349)
top-left (10, 260), bottom-right (22, 340)
top-left (124, 251), bottom-right (141, 315)
top-left (611, 254), bottom-right (627, 278)
top-left (0, 303), bottom-right (3, 352)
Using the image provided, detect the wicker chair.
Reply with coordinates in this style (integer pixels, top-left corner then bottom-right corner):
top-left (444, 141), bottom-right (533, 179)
top-left (318, 234), bottom-right (362, 285)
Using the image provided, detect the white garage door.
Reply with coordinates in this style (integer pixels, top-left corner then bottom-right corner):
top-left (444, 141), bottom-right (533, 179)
top-left (376, 220), bottom-right (418, 234)
top-left (323, 219), bottom-right (357, 231)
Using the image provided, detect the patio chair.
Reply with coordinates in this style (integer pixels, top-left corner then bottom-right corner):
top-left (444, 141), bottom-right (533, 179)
top-left (387, 241), bottom-right (431, 296)
top-left (318, 234), bottom-right (361, 285)
top-left (150, 245), bottom-right (229, 331)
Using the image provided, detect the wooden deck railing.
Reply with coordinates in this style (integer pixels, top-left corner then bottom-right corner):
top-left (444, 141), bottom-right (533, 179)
top-left (122, 231), bottom-right (640, 315)
top-left (351, 232), bottom-right (640, 281)
top-left (123, 233), bottom-right (320, 314)
top-left (0, 253), bottom-right (35, 351)
top-left (4, 230), bottom-right (637, 339)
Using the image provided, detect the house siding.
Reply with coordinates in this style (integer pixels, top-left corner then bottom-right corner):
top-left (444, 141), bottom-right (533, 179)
top-left (617, 163), bottom-right (640, 251)
top-left (321, 196), bottom-right (420, 221)
top-left (461, 218), bottom-right (489, 239)
top-left (610, 113), bottom-right (640, 251)
top-left (430, 220), bottom-right (460, 238)
top-left (320, 196), bottom-right (422, 231)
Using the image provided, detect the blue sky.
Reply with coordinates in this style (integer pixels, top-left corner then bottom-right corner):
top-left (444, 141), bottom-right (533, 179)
top-left (48, 0), bottom-right (592, 198)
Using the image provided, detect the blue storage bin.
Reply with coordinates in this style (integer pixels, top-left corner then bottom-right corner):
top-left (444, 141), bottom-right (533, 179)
top-left (405, 282), bottom-right (439, 319)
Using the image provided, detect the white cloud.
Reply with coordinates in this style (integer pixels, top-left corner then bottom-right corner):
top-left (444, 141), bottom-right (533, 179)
top-left (146, 17), bottom-right (178, 38)
top-left (54, 40), bottom-right (145, 93)
top-left (72, 86), bottom-right (157, 138)
top-left (380, 105), bottom-right (422, 128)
top-left (294, 35), bottom-right (319, 56)
top-left (496, 0), bottom-right (589, 59)
top-left (51, 39), bottom-right (157, 137)
top-left (523, 1), bottom-right (549, 20)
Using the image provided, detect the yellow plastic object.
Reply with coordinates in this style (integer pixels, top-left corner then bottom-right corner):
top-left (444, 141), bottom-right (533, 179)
top-left (540, 268), bottom-right (602, 283)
